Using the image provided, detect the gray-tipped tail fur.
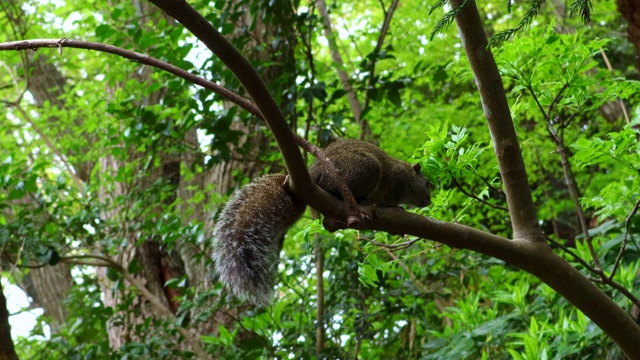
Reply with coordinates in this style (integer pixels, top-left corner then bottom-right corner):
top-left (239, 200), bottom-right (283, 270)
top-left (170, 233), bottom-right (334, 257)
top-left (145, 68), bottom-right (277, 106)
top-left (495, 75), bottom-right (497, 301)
top-left (211, 174), bottom-right (305, 306)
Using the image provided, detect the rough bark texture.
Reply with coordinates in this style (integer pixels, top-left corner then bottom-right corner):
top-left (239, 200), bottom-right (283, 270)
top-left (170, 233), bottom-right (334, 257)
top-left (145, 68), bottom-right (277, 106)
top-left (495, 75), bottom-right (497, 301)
top-left (96, 150), bottom-right (178, 348)
top-left (90, 1), bottom-right (186, 348)
top-left (28, 266), bottom-right (73, 332)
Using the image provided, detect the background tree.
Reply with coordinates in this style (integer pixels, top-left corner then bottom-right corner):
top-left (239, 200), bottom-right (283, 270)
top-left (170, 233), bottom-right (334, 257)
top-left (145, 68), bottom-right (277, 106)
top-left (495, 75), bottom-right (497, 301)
top-left (0, 0), bottom-right (639, 359)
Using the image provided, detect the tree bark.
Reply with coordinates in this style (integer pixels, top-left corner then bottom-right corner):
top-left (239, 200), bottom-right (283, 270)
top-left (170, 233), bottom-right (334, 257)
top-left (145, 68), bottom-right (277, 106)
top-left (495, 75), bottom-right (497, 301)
top-left (616, 0), bottom-right (640, 73)
top-left (452, 0), bottom-right (543, 242)
top-left (0, 278), bottom-right (19, 360)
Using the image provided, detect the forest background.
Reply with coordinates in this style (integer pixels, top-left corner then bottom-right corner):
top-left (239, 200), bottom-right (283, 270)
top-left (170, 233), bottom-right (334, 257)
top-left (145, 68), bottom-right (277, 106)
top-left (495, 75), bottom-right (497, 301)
top-left (1, 0), bottom-right (640, 359)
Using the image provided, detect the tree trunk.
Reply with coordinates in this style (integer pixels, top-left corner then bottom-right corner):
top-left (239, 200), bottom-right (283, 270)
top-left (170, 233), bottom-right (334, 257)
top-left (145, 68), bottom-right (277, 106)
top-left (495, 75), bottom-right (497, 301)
top-left (616, 0), bottom-right (640, 73)
top-left (0, 278), bottom-right (19, 360)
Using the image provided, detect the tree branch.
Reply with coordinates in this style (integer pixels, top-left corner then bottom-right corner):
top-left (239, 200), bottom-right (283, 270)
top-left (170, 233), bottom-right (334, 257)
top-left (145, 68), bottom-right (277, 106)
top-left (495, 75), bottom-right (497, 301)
top-left (145, 0), bottom-right (311, 192)
top-left (144, 0), bottom-right (367, 225)
top-left (452, 0), bottom-right (543, 242)
top-left (9, 105), bottom-right (85, 193)
top-left (0, 39), bottom-right (262, 118)
top-left (599, 48), bottom-right (630, 124)
top-left (610, 198), bottom-right (640, 280)
top-left (533, 81), bottom-right (602, 270)
top-left (7, 3), bottom-right (639, 356)
top-left (362, 0), bottom-right (401, 112)
top-left (452, 178), bottom-right (508, 211)
top-left (313, 230), bottom-right (326, 355)
top-left (0, 37), bottom-right (366, 233)
top-left (0, 277), bottom-right (19, 360)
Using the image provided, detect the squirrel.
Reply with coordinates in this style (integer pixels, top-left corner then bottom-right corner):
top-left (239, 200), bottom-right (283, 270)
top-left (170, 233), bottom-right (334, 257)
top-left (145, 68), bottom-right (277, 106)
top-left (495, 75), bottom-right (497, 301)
top-left (211, 139), bottom-right (432, 306)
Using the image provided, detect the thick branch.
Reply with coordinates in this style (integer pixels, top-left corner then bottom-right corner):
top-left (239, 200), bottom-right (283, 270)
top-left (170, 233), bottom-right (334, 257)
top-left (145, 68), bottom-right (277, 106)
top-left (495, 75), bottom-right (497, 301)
top-left (369, 207), bottom-right (640, 357)
top-left (145, 0), bottom-right (312, 195)
top-left (0, 38), bottom-right (364, 230)
top-left (452, 0), bottom-right (543, 242)
top-left (145, 0), bottom-right (364, 223)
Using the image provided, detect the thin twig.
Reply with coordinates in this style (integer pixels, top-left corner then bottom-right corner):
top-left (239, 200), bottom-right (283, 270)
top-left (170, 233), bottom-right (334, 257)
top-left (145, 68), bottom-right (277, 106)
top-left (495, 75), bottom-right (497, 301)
top-left (452, 178), bottom-right (508, 211)
top-left (11, 105), bottom-right (85, 193)
top-left (547, 236), bottom-right (640, 308)
top-left (527, 84), bottom-right (548, 119)
top-left (546, 236), bottom-right (598, 274)
top-left (609, 198), bottom-right (640, 280)
top-left (361, 236), bottom-right (422, 251)
top-left (588, 276), bottom-right (640, 308)
top-left (314, 227), bottom-right (325, 355)
top-left (383, 248), bottom-right (429, 293)
top-left (60, 253), bottom-right (209, 359)
top-left (529, 82), bottom-right (602, 270)
top-left (599, 48), bottom-right (630, 124)
top-left (316, 0), bottom-right (363, 124)
top-left (0, 38), bottom-right (365, 231)
top-left (361, 0), bottom-right (401, 139)
top-left (547, 83), bottom-right (570, 120)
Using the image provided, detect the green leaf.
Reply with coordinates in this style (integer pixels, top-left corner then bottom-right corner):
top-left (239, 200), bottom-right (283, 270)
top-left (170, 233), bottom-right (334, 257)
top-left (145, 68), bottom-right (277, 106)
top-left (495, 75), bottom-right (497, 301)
top-left (8, 187), bottom-right (25, 200)
top-left (127, 258), bottom-right (143, 274)
top-left (106, 267), bottom-right (121, 282)
top-left (358, 263), bottom-right (379, 287)
top-left (24, 175), bottom-right (37, 193)
top-left (95, 24), bottom-right (116, 41)
top-left (45, 223), bottom-right (56, 235)
top-left (387, 88), bottom-right (401, 107)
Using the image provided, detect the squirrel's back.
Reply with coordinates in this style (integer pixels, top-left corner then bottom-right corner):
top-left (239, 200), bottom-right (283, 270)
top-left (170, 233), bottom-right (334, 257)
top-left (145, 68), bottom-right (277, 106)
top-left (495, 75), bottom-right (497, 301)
top-left (211, 174), bottom-right (305, 306)
top-left (310, 139), bottom-right (431, 207)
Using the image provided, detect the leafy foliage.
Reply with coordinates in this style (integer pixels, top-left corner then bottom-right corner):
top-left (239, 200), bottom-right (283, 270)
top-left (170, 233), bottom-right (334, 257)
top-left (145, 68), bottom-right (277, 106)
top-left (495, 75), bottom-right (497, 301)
top-left (0, 0), bottom-right (638, 359)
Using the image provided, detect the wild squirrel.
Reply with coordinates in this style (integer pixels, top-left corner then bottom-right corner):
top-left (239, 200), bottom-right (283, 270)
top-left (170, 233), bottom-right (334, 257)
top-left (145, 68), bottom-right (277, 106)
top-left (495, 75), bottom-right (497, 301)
top-left (211, 139), bottom-right (432, 306)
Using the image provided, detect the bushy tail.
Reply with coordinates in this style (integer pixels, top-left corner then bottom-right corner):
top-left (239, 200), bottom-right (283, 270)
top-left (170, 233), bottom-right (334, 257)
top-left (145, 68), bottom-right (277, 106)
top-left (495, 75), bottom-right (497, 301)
top-left (211, 174), bottom-right (306, 306)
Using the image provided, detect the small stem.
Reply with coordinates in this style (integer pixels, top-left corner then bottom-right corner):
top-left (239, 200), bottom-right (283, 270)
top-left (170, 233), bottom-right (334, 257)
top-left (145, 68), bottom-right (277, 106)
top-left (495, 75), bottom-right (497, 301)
top-left (610, 198), bottom-right (640, 280)
top-left (452, 178), bottom-right (508, 211)
top-left (313, 224), bottom-right (325, 355)
top-left (553, 135), bottom-right (602, 271)
top-left (599, 48), bottom-right (630, 124)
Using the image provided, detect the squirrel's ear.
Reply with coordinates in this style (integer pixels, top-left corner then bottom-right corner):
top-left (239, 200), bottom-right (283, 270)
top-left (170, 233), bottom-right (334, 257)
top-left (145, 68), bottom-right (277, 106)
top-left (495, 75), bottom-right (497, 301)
top-left (412, 163), bottom-right (422, 173)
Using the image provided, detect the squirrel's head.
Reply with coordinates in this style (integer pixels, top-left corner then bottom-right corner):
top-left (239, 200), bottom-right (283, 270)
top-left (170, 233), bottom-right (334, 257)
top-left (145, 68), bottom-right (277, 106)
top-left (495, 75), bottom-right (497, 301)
top-left (407, 163), bottom-right (432, 207)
